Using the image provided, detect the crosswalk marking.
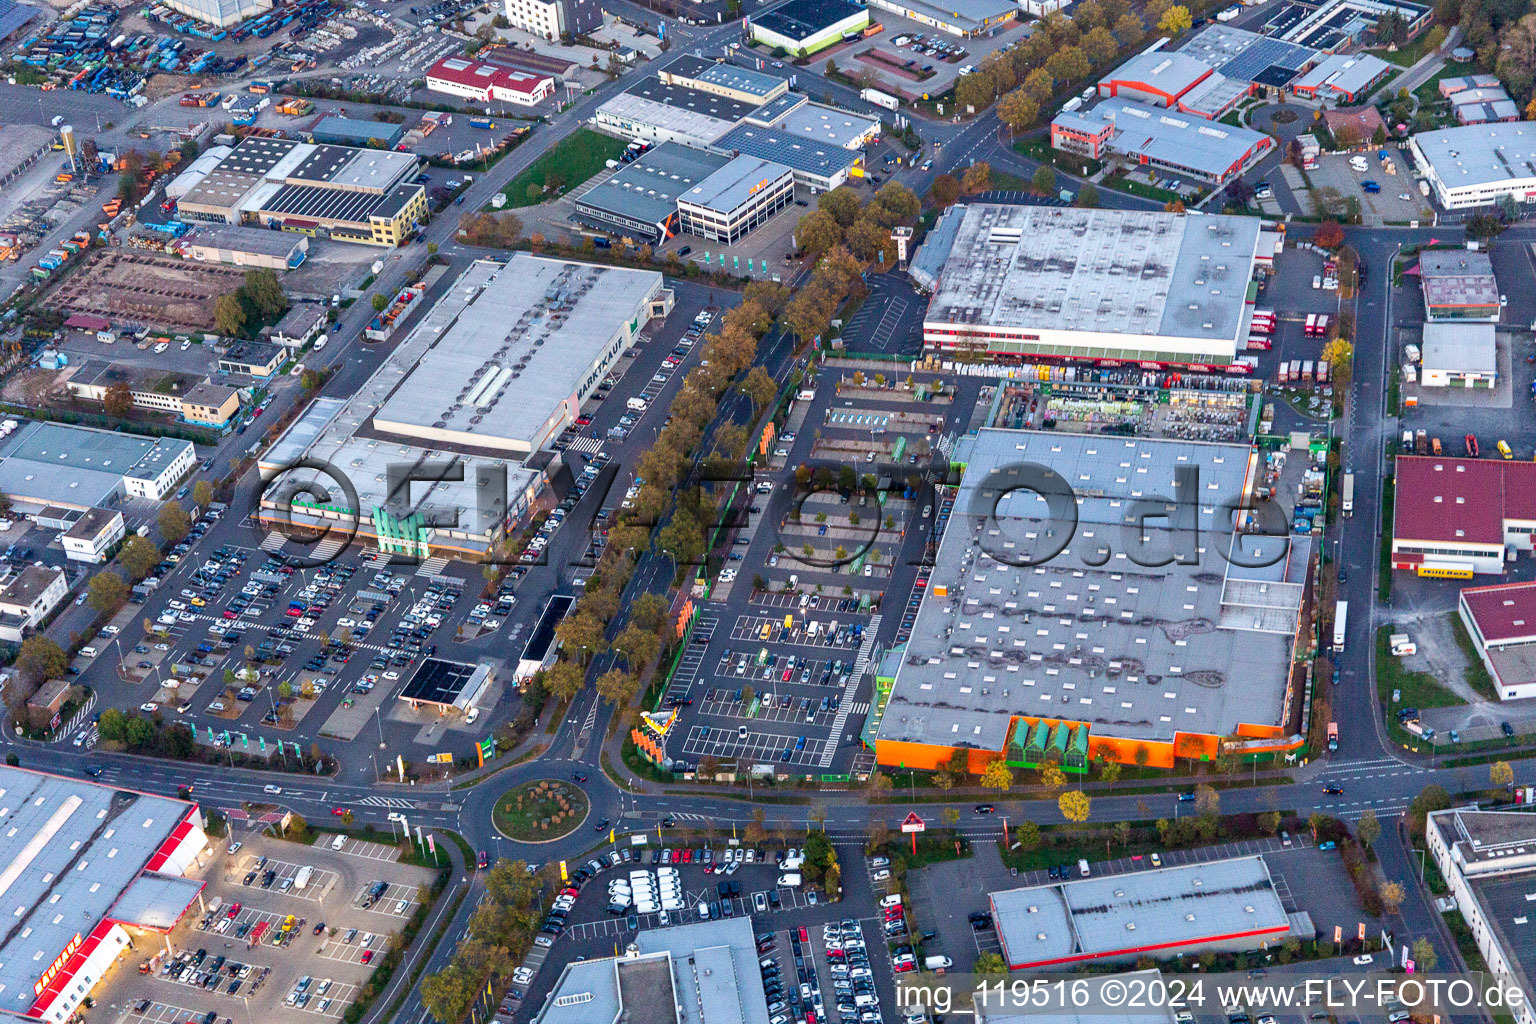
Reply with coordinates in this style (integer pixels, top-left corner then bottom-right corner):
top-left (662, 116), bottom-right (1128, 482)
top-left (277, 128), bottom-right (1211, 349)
top-left (416, 556), bottom-right (449, 578)
top-left (358, 796), bottom-right (416, 808)
top-left (564, 437), bottom-right (604, 455)
top-left (819, 614), bottom-right (880, 767)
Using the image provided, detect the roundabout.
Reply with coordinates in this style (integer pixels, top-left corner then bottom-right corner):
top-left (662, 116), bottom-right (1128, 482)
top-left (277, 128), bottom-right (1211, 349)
top-left (492, 778), bottom-right (590, 843)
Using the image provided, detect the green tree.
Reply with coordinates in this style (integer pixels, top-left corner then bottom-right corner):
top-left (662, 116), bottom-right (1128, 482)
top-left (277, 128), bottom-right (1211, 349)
top-left (1031, 164), bottom-right (1057, 196)
top-left (97, 707), bottom-right (129, 743)
top-left (241, 269), bottom-right (286, 320)
top-left (213, 294), bottom-right (247, 337)
top-left (157, 501), bottom-right (191, 544)
top-left (930, 173), bottom-right (962, 207)
top-left (87, 570), bottom-right (128, 613)
top-left (192, 480), bottom-right (213, 509)
top-left (974, 952), bottom-right (1008, 974)
top-left (613, 623), bottom-right (660, 671)
top-left (1023, 66), bottom-right (1054, 103)
top-left (1356, 808), bottom-right (1381, 850)
top-left (554, 611), bottom-right (607, 663)
top-left (15, 635), bottom-right (66, 686)
top-left (631, 592), bottom-right (670, 633)
top-left (995, 86), bottom-right (1039, 131)
top-left (740, 365), bottom-right (778, 412)
top-left (795, 208), bottom-right (842, 255)
top-left (1258, 811), bottom-right (1282, 836)
top-left (1016, 819), bottom-right (1041, 851)
top-left (981, 760), bottom-right (1013, 789)
top-left (124, 716), bottom-right (156, 748)
top-left (1157, 4), bottom-right (1192, 34)
top-left (421, 963), bottom-right (481, 1024)
top-left (818, 186), bottom-right (862, 228)
top-left (103, 381), bottom-right (134, 419)
top-left (1059, 789), bottom-right (1091, 822)
top-left (594, 668), bottom-right (638, 707)
top-left (371, 293), bottom-right (389, 313)
top-left (544, 660), bottom-right (586, 702)
top-left (1411, 937), bottom-right (1438, 971)
top-left (120, 535), bottom-right (160, 580)
top-left (1380, 880), bottom-right (1405, 914)
top-left (1195, 783), bottom-right (1220, 819)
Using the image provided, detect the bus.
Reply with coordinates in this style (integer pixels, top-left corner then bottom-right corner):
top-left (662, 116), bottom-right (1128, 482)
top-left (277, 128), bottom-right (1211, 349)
top-left (1332, 600), bottom-right (1348, 653)
top-left (1342, 472), bottom-right (1354, 517)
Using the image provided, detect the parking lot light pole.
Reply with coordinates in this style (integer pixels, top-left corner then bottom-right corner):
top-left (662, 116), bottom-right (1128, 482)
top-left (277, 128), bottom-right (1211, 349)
top-left (375, 707), bottom-right (385, 748)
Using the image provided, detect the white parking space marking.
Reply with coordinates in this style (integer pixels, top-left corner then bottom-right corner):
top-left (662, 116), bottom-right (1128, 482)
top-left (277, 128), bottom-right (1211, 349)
top-left (681, 726), bottom-right (827, 765)
top-left (323, 836), bottom-right (398, 862)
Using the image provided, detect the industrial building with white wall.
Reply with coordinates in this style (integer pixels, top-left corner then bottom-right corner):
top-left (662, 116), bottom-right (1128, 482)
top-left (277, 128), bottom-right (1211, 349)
top-left (1411, 123), bottom-right (1536, 211)
top-left (990, 856), bottom-right (1310, 970)
top-left (0, 767), bottom-right (208, 1024)
top-left (1458, 582), bottom-right (1536, 700)
top-left (1427, 807), bottom-right (1536, 1024)
top-left (1390, 456), bottom-right (1536, 577)
top-left (916, 205), bottom-right (1263, 367)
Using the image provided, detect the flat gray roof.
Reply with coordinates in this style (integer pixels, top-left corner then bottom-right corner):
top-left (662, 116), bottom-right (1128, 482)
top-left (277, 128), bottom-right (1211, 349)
top-left (992, 856), bottom-right (1290, 968)
top-left (1422, 322), bottom-right (1496, 374)
top-left (664, 55), bottom-right (786, 102)
top-left (598, 90), bottom-right (742, 145)
top-left (873, 0), bottom-right (1013, 32)
top-left (1068, 98), bottom-right (1271, 180)
top-left (1292, 51), bottom-right (1391, 95)
top-left (1467, 868), bottom-right (1536, 1003)
top-left (578, 141), bottom-right (731, 226)
top-left (923, 203), bottom-right (1260, 349)
top-left (0, 766), bottom-right (195, 1015)
top-left (260, 264), bottom-right (538, 544)
top-left (681, 154), bottom-right (793, 213)
top-left (0, 422), bottom-right (190, 508)
top-left (1420, 249), bottom-right (1499, 309)
top-left (1413, 123), bottom-right (1536, 191)
top-left (373, 255), bottom-right (661, 453)
top-left (635, 917), bottom-right (771, 1024)
top-left (755, 100), bottom-right (879, 149)
top-left (714, 123), bottom-right (860, 179)
top-left (876, 429), bottom-right (1303, 753)
top-left (185, 224), bottom-right (306, 258)
top-left (1108, 51), bottom-right (1213, 99)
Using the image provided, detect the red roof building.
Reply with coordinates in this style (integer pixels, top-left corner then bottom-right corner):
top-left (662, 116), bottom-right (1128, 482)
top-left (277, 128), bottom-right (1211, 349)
top-left (1459, 581), bottom-right (1536, 699)
top-left (426, 57), bottom-right (555, 107)
top-left (1391, 455), bottom-right (1536, 577)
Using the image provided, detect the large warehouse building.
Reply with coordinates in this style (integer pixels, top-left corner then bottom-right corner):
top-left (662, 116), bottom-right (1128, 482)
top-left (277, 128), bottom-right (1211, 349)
top-left (1410, 123), bottom-right (1536, 211)
top-left (1390, 456), bottom-right (1536, 577)
top-left (1051, 99), bottom-right (1273, 184)
top-left (917, 205), bottom-right (1264, 368)
top-left (1427, 807), bottom-right (1536, 1024)
top-left (0, 423), bottom-right (195, 512)
top-left (1458, 582), bottom-right (1536, 700)
top-left (0, 767), bottom-right (207, 1024)
top-left (372, 254), bottom-right (669, 455)
top-left (747, 0), bottom-right (869, 55)
top-left (261, 257), bottom-right (671, 560)
top-left (873, 429), bottom-right (1309, 772)
top-left (174, 136), bottom-right (426, 248)
top-left (990, 856), bottom-right (1309, 970)
top-left (535, 918), bottom-right (770, 1024)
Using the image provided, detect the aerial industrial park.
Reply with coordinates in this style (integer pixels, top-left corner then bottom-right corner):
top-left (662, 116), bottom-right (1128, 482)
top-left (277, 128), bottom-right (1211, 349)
top-left (7, 0), bottom-right (1536, 1019)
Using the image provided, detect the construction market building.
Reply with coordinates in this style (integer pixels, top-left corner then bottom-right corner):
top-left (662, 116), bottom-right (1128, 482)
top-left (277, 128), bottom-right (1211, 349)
top-left (871, 429), bottom-right (1309, 772)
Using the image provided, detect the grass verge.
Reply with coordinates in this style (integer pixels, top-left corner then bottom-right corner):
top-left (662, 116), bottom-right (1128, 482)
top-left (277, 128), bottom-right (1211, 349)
top-left (498, 129), bottom-right (627, 208)
top-left (1375, 624), bottom-right (1465, 707)
top-left (1450, 612), bottom-right (1500, 701)
top-left (491, 779), bottom-right (589, 841)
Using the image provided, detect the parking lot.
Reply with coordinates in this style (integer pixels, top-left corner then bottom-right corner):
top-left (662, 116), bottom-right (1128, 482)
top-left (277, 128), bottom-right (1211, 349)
top-left (1292, 150), bottom-right (1431, 226)
top-left (74, 528), bottom-right (503, 751)
top-left (653, 367), bottom-right (972, 774)
top-left (96, 832), bottom-right (435, 1024)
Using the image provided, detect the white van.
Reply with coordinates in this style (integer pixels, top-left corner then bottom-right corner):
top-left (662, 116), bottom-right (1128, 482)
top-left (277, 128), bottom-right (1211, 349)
top-left (331, 834), bottom-right (347, 851)
top-left (627, 397), bottom-right (648, 411)
top-left (79, 646), bottom-right (97, 658)
top-left (1077, 858), bottom-right (1091, 877)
